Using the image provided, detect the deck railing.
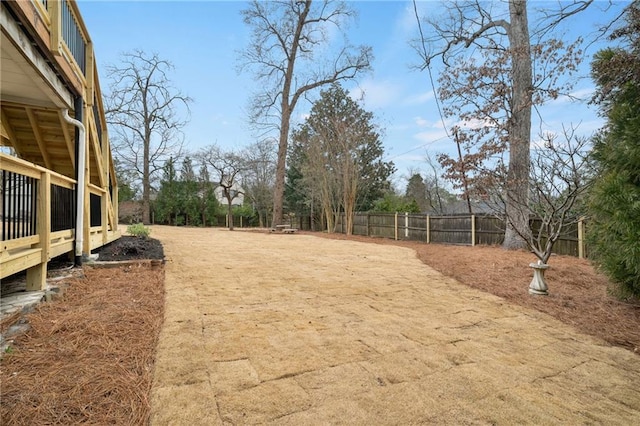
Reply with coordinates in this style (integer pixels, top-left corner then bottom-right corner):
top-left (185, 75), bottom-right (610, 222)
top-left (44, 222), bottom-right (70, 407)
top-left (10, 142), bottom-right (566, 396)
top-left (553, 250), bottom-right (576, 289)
top-left (60, 0), bottom-right (85, 73)
top-left (0, 154), bottom-right (77, 290)
top-left (1, 171), bottom-right (37, 241)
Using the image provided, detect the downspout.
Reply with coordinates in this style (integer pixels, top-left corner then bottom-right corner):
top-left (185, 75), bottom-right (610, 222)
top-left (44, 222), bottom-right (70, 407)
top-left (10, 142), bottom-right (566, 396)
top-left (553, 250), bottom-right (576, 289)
top-left (62, 106), bottom-right (85, 265)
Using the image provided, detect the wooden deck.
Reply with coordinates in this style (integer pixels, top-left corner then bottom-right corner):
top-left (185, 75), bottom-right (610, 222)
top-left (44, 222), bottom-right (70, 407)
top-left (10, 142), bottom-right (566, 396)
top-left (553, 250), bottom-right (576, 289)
top-left (1, 0), bottom-right (119, 290)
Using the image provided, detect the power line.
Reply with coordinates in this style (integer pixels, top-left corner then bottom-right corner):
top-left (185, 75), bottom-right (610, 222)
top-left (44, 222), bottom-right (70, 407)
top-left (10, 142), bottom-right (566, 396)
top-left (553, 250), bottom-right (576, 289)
top-left (412, 0), bottom-right (452, 142)
top-left (384, 135), bottom-right (448, 162)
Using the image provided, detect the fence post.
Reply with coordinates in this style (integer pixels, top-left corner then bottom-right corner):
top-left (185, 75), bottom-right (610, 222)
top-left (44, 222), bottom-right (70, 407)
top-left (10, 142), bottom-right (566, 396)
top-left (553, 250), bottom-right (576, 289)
top-left (426, 215), bottom-right (430, 244)
top-left (405, 212), bottom-right (409, 238)
top-left (366, 213), bottom-right (370, 237)
top-left (578, 217), bottom-right (585, 259)
top-left (471, 214), bottom-right (476, 246)
top-left (394, 212), bottom-right (398, 241)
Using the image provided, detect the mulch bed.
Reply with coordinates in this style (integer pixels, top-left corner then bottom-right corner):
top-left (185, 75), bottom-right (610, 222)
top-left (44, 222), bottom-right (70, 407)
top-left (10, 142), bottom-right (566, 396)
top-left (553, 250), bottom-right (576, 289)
top-left (93, 235), bottom-right (165, 261)
top-left (0, 261), bottom-right (165, 424)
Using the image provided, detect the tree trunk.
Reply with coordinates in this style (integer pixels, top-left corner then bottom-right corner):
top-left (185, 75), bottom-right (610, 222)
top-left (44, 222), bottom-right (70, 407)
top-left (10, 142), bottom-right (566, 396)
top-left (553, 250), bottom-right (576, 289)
top-left (227, 199), bottom-right (234, 231)
top-left (142, 156), bottom-right (151, 225)
top-left (503, 0), bottom-right (532, 250)
top-left (272, 116), bottom-right (290, 228)
top-left (142, 114), bottom-right (152, 224)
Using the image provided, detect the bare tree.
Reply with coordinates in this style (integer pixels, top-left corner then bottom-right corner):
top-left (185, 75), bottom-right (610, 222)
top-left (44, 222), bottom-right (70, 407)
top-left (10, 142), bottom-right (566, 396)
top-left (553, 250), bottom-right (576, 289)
top-left (200, 146), bottom-right (246, 231)
top-left (106, 50), bottom-right (191, 224)
top-left (239, 0), bottom-right (372, 227)
top-left (503, 127), bottom-right (593, 294)
top-left (525, 130), bottom-right (592, 264)
top-left (423, 153), bottom-right (456, 214)
top-left (412, 0), bottom-right (593, 249)
top-left (243, 139), bottom-right (277, 227)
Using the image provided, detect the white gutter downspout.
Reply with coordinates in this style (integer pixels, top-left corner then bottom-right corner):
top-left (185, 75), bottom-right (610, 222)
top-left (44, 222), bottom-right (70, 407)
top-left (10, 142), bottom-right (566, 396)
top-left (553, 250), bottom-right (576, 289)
top-left (61, 108), bottom-right (85, 264)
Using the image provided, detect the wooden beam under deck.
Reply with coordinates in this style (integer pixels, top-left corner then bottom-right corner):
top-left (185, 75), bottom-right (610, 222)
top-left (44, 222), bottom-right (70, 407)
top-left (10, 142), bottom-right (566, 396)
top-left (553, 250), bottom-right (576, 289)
top-left (26, 107), bottom-right (53, 169)
top-left (57, 110), bottom-right (76, 169)
top-left (0, 107), bottom-right (26, 157)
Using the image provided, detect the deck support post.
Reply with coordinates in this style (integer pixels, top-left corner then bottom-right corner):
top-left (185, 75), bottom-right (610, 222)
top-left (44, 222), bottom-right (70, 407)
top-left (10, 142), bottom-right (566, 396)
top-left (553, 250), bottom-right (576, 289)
top-left (26, 172), bottom-right (51, 291)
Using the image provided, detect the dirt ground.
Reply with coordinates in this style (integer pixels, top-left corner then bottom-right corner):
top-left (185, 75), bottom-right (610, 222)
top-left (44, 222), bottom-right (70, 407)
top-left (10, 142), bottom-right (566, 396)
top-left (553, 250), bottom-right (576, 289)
top-left (150, 226), bottom-right (639, 424)
top-left (312, 232), bottom-right (640, 353)
top-left (2, 226), bottom-right (639, 424)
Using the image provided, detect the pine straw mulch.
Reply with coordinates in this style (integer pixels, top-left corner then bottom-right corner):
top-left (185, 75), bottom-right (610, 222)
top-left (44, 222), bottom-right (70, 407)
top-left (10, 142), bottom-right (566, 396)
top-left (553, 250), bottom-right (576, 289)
top-left (0, 263), bottom-right (165, 425)
top-left (308, 231), bottom-right (640, 354)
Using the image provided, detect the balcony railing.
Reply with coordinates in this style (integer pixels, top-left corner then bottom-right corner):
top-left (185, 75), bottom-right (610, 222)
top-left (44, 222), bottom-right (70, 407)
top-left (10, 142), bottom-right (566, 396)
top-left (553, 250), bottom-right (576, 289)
top-left (60, 0), bottom-right (86, 73)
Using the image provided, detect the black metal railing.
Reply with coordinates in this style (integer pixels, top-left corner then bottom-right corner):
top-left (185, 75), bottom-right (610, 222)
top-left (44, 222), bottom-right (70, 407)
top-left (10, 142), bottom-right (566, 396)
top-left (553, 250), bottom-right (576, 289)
top-left (90, 193), bottom-right (101, 227)
top-left (61, 0), bottom-right (85, 73)
top-left (51, 184), bottom-right (75, 232)
top-left (1, 171), bottom-right (38, 241)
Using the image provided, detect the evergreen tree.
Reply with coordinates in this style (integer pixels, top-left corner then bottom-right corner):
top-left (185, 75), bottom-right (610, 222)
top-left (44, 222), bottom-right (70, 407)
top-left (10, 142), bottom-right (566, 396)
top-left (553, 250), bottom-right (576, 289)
top-left (290, 84), bottom-right (394, 233)
top-left (155, 157), bottom-right (180, 225)
top-left (196, 160), bottom-right (220, 226)
top-left (405, 173), bottom-right (427, 212)
top-left (180, 156), bottom-right (200, 225)
top-left (588, 3), bottom-right (640, 298)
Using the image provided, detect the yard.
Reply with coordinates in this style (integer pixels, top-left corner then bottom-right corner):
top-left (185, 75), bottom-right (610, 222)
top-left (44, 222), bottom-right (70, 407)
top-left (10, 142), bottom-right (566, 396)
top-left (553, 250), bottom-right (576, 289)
top-left (1, 226), bottom-right (639, 424)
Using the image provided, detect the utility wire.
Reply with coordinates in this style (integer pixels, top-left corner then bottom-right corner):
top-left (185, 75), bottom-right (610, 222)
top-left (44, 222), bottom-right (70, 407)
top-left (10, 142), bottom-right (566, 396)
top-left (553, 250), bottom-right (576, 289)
top-left (412, 0), bottom-right (452, 142)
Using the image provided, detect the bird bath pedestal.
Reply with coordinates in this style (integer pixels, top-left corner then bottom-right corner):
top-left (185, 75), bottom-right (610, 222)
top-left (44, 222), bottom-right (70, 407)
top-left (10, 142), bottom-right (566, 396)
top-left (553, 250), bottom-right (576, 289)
top-left (529, 261), bottom-right (549, 295)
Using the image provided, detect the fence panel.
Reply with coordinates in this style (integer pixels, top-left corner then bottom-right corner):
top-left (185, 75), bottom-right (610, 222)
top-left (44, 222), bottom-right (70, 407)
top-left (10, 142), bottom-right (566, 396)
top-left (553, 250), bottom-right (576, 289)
top-left (404, 214), bottom-right (427, 241)
top-left (475, 216), bottom-right (504, 246)
top-left (352, 213), bottom-right (368, 236)
top-left (294, 212), bottom-right (588, 259)
top-left (368, 213), bottom-right (395, 239)
top-left (530, 219), bottom-right (580, 257)
top-left (430, 215), bottom-right (472, 245)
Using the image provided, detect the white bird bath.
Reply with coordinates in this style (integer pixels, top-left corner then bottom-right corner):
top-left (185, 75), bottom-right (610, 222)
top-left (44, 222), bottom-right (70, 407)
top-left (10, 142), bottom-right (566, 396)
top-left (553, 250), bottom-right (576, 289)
top-left (529, 261), bottom-right (549, 295)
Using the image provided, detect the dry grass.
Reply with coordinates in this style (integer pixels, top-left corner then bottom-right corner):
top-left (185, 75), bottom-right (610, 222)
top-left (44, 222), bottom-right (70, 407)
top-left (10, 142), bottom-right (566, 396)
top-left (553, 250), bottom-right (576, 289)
top-left (310, 232), bottom-right (640, 354)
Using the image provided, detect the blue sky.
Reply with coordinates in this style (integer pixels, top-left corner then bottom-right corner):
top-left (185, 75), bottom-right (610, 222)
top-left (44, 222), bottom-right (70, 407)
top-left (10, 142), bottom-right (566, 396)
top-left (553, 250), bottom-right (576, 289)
top-left (78, 0), bottom-right (628, 188)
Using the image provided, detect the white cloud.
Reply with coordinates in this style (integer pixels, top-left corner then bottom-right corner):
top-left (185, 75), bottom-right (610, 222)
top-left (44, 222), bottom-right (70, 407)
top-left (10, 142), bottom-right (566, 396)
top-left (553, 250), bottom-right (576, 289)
top-left (404, 90), bottom-right (435, 106)
top-left (414, 116), bottom-right (429, 127)
top-left (395, 3), bottom-right (420, 38)
top-left (413, 116), bottom-right (452, 129)
top-left (413, 129), bottom-right (449, 146)
top-left (350, 79), bottom-right (403, 110)
top-left (551, 87), bottom-right (596, 105)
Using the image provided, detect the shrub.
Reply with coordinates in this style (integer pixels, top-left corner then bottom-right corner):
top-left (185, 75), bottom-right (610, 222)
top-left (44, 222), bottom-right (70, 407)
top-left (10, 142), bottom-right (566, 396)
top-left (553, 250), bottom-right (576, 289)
top-left (127, 223), bottom-right (151, 239)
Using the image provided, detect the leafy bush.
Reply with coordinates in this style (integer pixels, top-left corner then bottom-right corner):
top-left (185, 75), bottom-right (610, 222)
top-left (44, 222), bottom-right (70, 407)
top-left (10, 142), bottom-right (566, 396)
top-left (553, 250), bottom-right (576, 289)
top-left (588, 5), bottom-right (640, 299)
top-left (127, 223), bottom-right (151, 239)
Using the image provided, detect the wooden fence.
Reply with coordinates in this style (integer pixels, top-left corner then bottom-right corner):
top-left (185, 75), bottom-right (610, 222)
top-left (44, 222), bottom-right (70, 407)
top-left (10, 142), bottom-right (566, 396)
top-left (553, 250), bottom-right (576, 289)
top-left (329, 213), bottom-right (587, 258)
